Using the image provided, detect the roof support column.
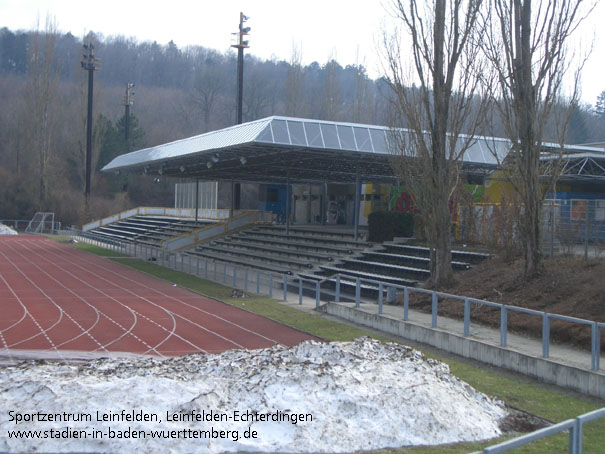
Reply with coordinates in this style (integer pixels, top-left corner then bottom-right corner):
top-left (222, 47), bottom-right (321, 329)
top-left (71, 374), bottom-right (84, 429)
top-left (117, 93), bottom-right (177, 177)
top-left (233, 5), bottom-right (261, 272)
top-left (322, 182), bottom-right (327, 226)
top-left (285, 172), bottom-right (290, 236)
top-left (230, 178), bottom-right (235, 218)
top-left (195, 178), bottom-right (199, 223)
top-left (354, 163), bottom-right (361, 241)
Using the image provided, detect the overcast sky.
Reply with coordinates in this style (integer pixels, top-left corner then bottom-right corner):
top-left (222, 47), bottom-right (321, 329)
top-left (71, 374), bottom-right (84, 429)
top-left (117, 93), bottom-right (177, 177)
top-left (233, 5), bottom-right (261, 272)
top-left (0, 0), bottom-right (603, 105)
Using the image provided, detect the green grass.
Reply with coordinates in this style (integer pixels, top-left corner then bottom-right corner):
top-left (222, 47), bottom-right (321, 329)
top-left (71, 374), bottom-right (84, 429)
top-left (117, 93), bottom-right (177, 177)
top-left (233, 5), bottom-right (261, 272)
top-left (66, 240), bottom-right (605, 453)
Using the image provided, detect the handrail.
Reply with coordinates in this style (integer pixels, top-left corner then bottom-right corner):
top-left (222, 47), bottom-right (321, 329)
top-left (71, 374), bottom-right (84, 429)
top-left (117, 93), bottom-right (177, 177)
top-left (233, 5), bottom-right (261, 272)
top-left (481, 407), bottom-right (605, 454)
top-left (334, 272), bottom-right (603, 371)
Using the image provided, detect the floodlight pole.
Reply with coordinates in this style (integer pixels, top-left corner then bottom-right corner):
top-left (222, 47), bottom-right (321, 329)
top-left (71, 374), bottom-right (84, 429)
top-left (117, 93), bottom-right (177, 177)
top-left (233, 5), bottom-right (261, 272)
top-left (232, 12), bottom-right (250, 125)
top-left (81, 40), bottom-right (100, 201)
top-left (123, 83), bottom-right (135, 142)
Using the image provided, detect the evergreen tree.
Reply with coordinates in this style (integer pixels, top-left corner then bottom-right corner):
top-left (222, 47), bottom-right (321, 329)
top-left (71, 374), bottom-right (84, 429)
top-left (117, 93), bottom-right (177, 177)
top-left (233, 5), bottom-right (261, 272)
top-left (595, 90), bottom-right (605, 117)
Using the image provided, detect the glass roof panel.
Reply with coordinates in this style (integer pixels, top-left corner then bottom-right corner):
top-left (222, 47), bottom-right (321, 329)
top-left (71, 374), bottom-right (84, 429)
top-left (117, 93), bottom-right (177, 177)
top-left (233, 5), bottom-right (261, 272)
top-left (304, 122), bottom-right (324, 147)
top-left (255, 124), bottom-right (274, 142)
top-left (354, 127), bottom-right (373, 152)
top-left (337, 125), bottom-right (356, 150)
top-left (370, 129), bottom-right (388, 153)
top-left (321, 123), bottom-right (340, 149)
top-left (272, 119), bottom-right (290, 144)
top-left (287, 120), bottom-right (307, 146)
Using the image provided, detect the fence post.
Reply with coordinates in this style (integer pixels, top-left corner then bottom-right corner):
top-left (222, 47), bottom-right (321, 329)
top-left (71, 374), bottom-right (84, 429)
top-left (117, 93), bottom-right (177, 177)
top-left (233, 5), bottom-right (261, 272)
top-left (269, 274), bottom-right (273, 298)
top-left (283, 275), bottom-right (288, 302)
top-left (500, 306), bottom-right (508, 347)
top-left (189, 255), bottom-right (192, 274)
top-left (214, 261), bottom-right (217, 281)
top-left (431, 293), bottom-right (438, 328)
top-left (196, 257), bottom-right (200, 277)
top-left (542, 314), bottom-right (550, 358)
top-left (464, 298), bottom-right (471, 337)
top-left (335, 275), bottom-right (340, 303)
top-left (404, 287), bottom-right (409, 321)
top-left (592, 322), bottom-right (601, 371)
top-left (355, 278), bottom-right (361, 308)
top-left (244, 269), bottom-right (249, 291)
top-left (256, 271), bottom-right (260, 294)
top-left (299, 279), bottom-right (303, 305)
top-left (233, 266), bottom-right (238, 288)
top-left (223, 263), bottom-right (227, 283)
top-left (378, 282), bottom-right (383, 314)
top-left (315, 280), bottom-right (320, 308)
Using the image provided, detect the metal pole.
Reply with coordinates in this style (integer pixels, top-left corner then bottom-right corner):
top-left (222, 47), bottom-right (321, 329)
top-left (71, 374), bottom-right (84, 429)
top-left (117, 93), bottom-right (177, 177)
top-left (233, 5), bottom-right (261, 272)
top-left (195, 178), bottom-right (199, 223)
top-left (354, 163), bottom-right (360, 241)
top-left (85, 62), bottom-right (94, 199)
top-left (322, 182), bottom-right (328, 225)
top-left (285, 173), bottom-right (290, 236)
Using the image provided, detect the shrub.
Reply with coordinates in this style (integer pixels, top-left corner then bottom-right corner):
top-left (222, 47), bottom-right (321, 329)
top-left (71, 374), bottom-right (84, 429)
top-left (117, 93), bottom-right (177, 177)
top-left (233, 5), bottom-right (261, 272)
top-left (368, 211), bottom-right (414, 242)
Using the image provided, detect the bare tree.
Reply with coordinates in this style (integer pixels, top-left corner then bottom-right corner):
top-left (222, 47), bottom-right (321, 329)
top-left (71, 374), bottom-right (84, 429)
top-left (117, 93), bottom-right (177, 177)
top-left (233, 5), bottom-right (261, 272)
top-left (25, 16), bottom-right (58, 208)
top-left (481, 0), bottom-right (592, 277)
top-left (284, 42), bottom-right (305, 117)
top-left (382, 0), bottom-right (488, 285)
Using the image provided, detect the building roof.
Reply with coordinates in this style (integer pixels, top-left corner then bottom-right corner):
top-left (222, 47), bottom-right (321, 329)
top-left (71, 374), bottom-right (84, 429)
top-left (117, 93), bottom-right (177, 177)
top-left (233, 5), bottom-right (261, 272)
top-left (101, 116), bottom-right (605, 184)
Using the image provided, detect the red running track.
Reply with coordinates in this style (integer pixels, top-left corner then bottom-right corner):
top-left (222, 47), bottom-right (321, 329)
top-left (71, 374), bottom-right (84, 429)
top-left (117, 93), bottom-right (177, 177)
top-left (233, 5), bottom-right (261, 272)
top-left (0, 235), bottom-right (319, 359)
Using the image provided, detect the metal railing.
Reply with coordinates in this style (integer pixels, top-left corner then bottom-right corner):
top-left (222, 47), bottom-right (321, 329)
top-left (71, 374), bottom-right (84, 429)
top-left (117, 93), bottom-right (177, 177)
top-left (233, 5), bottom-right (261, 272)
top-left (71, 230), bottom-right (604, 372)
top-left (334, 275), bottom-right (604, 372)
top-left (479, 407), bottom-right (605, 454)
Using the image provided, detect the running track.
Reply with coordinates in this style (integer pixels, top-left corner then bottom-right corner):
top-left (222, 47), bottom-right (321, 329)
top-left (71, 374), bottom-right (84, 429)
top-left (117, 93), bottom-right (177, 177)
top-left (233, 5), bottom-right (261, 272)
top-left (0, 235), bottom-right (318, 360)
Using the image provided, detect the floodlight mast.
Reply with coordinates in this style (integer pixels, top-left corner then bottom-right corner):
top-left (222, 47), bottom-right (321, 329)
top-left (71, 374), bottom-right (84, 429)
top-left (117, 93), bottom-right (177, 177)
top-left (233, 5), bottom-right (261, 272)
top-left (123, 83), bottom-right (135, 142)
top-left (81, 40), bottom-right (100, 201)
top-left (231, 12), bottom-right (250, 125)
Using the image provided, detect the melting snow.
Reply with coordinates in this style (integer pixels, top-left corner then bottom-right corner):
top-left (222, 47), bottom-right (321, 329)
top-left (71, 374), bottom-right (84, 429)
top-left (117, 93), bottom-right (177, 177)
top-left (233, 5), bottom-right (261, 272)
top-left (0, 338), bottom-right (507, 453)
top-left (0, 224), bottom-right (17, 235)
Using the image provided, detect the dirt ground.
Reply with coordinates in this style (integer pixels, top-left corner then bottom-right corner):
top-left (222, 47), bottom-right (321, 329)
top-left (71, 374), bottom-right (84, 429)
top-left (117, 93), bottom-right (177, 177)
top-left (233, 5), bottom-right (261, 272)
top-left (407, 253), bottom-right (605, 350)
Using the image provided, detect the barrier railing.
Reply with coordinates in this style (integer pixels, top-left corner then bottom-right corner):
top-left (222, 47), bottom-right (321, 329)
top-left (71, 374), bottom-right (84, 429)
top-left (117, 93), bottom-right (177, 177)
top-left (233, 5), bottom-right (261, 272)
top-left (479, 407), bottom-right (605, 454)
top-left (333, 275), bottom-right (604, 372)
top-left (69, 230), bottom-right (604, 372)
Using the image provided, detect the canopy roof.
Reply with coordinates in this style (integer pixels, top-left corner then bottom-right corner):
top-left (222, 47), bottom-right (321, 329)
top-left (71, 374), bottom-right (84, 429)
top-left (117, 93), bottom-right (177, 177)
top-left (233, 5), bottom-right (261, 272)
top-left (101, 116), bottom-right (605, 184)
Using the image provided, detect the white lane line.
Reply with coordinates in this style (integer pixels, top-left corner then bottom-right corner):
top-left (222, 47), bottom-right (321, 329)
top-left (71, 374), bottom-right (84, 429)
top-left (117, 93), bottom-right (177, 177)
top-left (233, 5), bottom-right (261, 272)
top-left (20, 239), bottom-right (192, 356)
top-left (43, 241), bottom-right (251, 352)
top-left (5, 240), bottom-right (106, 351)
top-left (49, 241), bottom-right (284, 346)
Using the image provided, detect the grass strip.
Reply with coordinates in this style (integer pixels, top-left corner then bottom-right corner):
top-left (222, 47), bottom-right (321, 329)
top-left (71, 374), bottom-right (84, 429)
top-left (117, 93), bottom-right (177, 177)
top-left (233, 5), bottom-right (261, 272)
top-left (69, 241), bottom-right (605, 454)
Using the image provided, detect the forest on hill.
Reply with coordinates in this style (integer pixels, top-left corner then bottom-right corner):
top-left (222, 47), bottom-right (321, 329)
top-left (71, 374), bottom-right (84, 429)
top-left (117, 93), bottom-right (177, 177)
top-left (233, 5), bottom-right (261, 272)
top-left (1, 25), bottom-right (605, 226)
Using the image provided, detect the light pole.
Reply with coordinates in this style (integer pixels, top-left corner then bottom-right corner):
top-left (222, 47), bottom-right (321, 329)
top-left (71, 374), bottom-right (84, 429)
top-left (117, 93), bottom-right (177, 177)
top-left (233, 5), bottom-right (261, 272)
top-left (81, 41), bottom-right (99, 200)
top-left (123, 82), bottom-right (135, 142)
top-left (231, 12), bottom-right (250, 125)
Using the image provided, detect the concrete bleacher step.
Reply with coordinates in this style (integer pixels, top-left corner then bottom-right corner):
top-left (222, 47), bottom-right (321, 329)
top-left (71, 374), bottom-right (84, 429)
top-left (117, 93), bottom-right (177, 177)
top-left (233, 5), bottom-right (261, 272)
top-left (361, 251), bottom-right (471, 270)
top-left (317, 264), bottom-right (418, 287)
top-left (196, 243), bottom-right (314, 271)
top-left (213, 238), bottom-right (334, 263)
top-left (296, 272), bottom-right (408, 300)
top-left (186, 249), bottom-right (291, 275)
top-left (243, 229), bottom-right (368, 249)
top-left (255, 224), bottom-right (363, 241)
top-left (382, 243), bottom-right (489, 264)
top-left (337, 258), bottom-right (431, 280)
top-left (235, 232), bottom-right (357, 255)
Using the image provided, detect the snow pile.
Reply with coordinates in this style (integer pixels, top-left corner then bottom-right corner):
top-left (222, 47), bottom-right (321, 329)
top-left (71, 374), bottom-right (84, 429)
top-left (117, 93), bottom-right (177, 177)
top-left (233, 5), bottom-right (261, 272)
top-left (0, 338), bottom-right (507, 453)
top-left (0, 223), bottom-right (17, 235)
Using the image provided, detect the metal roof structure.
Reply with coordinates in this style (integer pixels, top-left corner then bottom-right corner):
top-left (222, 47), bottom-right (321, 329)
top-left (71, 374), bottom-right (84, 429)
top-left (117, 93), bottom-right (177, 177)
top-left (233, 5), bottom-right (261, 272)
top-left (102, 116), bottom-right (510, 184)
top-left (101, 116), bottom-right (605, 184)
